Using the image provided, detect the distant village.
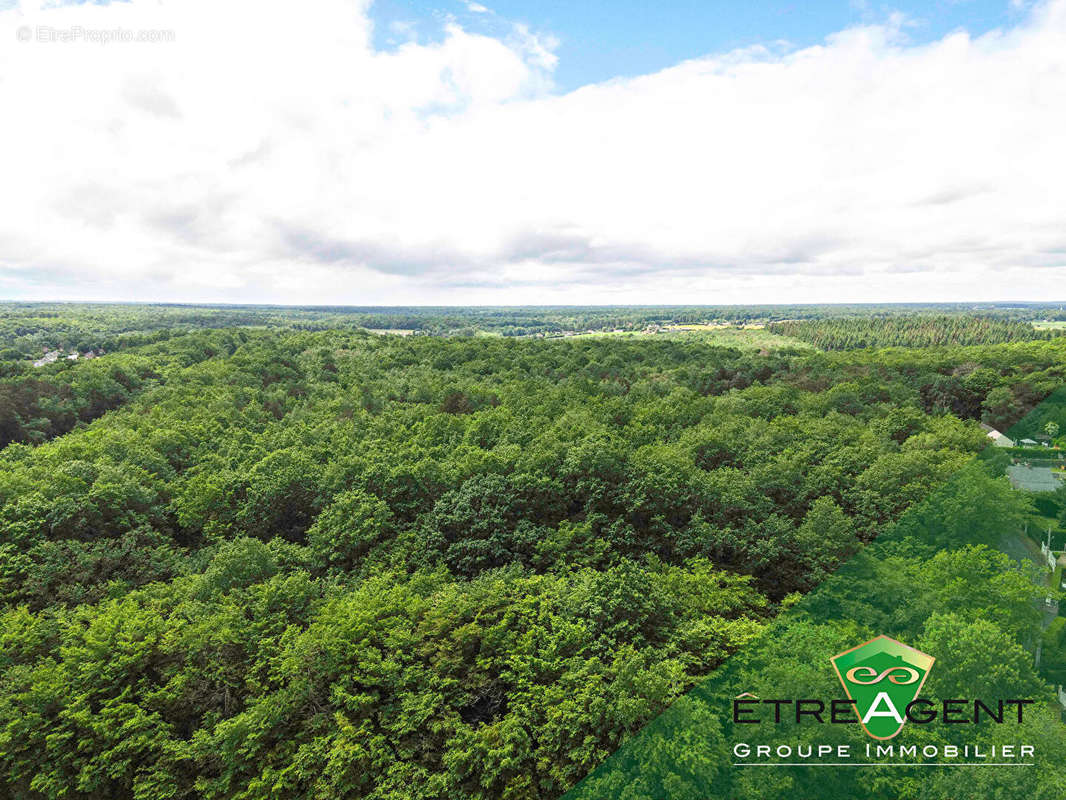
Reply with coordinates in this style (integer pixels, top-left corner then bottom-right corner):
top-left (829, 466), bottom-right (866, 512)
top-left (31, 348), bottom-right (101, 368)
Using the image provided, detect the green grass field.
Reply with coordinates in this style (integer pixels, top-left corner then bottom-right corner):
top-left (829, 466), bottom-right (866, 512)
top-left (685, 327), bottom-right (815, 350)
top-left (567, 325), bottom-right (815, 351)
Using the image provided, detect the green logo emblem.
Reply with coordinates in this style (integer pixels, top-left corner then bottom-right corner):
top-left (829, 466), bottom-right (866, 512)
top-left (830, 635), bottom-right (935, 740)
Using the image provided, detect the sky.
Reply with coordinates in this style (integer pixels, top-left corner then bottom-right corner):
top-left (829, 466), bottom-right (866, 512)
top-left (0, 0), bottom-right (1064, 305)
top-left (371, 0), bottom-right (1028, 91)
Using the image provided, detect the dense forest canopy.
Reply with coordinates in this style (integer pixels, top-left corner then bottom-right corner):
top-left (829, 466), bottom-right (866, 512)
top-left (0, 304), bottom-right (1065, 799)
top-left (767, 314), bottom-right (1063, 350)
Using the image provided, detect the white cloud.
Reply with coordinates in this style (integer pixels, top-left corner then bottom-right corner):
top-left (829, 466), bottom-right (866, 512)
top-left (1, 0), bottom-right (1065, 304)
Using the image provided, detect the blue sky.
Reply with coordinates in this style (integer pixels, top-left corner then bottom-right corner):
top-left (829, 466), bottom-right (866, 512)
top-left (372, 0), bottom-right (1030, 90)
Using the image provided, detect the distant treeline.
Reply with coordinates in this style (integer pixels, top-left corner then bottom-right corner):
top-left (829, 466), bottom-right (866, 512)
top-left (768, 315), bottom-right (1063, 350)
top-left (2, 302), bottom-right (1066, 351)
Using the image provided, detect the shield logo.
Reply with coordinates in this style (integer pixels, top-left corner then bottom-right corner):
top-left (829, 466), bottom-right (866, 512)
top-left (830, 635), bottom-right (935, 740)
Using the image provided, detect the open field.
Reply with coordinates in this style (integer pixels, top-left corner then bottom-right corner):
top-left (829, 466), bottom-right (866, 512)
top-left (561, 325), bottom-right (816, 350)
top-left (681, 326), bottom-right (815, 350)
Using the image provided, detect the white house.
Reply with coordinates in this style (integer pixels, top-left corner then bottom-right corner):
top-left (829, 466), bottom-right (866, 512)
top-left (32, 350), bottom-right (61, 368)
top-left (980, 424), bottom-right (1014, 447)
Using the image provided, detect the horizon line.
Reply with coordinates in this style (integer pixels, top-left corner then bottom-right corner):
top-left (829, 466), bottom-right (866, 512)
top-left (2, 300), bottom-right (1066, 311)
